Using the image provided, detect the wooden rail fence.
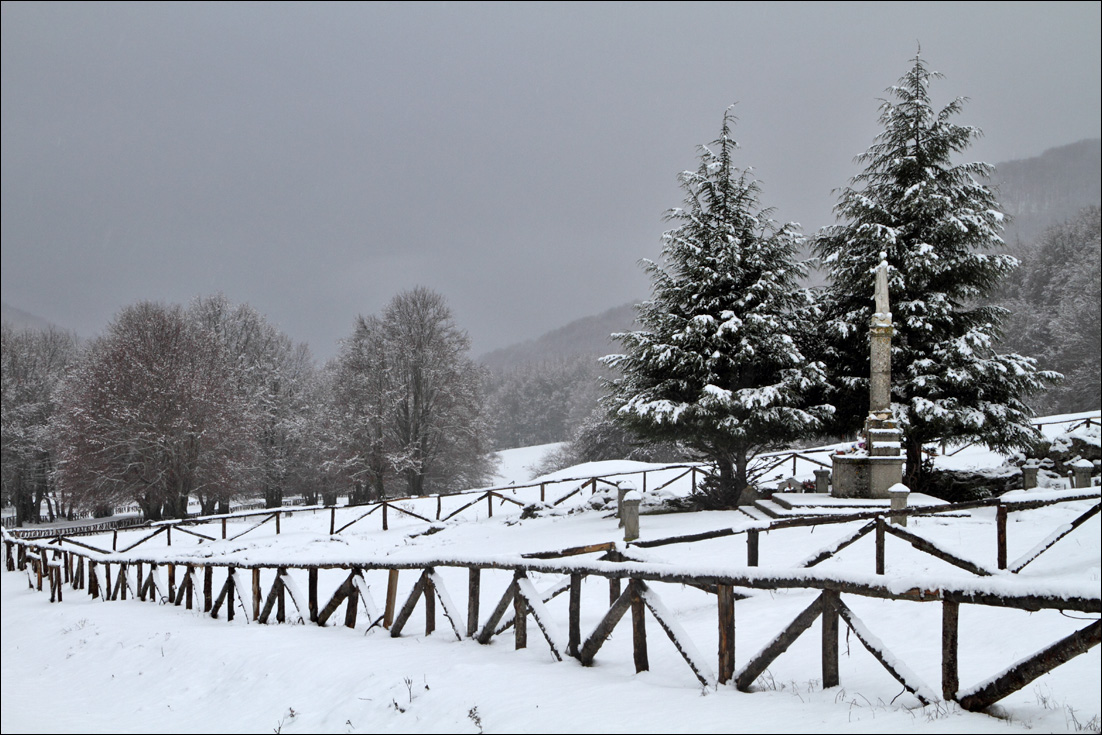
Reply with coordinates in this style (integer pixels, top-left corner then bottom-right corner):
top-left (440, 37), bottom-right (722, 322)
top-left (5, 498), bottom-right (1099, 715)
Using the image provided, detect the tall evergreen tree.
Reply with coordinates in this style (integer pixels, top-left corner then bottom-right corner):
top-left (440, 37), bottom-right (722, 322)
top-left (606, 109), bottom-right (832, 506)
top-left (815, 55), bottom-right (1057, 489)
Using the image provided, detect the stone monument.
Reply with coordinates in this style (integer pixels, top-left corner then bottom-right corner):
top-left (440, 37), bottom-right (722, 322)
top-left (832, 254), bottom-right (905, 499)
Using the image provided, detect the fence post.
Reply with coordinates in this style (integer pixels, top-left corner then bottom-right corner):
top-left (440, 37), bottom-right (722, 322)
top-left (513, 571), bottom-right (527, 650)
top-left (568, 573), bottom-right (582, 658)
top-left (996, 504), bottom-right (1008, 570)
top-left (309, 568), bottom-right (319, 623)
top-left (821, 590), bottom-right (839, 688)
top-left (942, 600), bottom-right (959, 701)
top-left (203, 565), bottom-right (213, 612)
top-left (384, 569), bottom-right (399, 629)
top-left (467, 568), bottom-right (481, 638)
top-left (631, 580), bottom-right (648, 673)
top-left (252, 569), bottom-right (262, 621)
top-left (718, 583), bottom-right (735, 684)
top-left (747, 529), bottom-right (760, 567)
top-left (875, 517), bottom-right (886, 575)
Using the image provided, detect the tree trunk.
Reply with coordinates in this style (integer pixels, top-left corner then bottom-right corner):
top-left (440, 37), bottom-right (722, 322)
top-left (265, 486), bottom-right (283, 509)
top-left (904, 434), bottom-right (926, 490)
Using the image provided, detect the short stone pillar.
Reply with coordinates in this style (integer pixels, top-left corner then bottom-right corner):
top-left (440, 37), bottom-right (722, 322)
top-left (1021, 462), bottom-right (1040, 490)
top-left (622, 489), bottom-right (642, 542)
top-left (617, 482), bottom-right (636, 528)
top-left (1071, 459), bottom-right (1095, 489)
top-left (813, 469), bottom-right (831, 494)
top-left (888, 483), bottom-right (909, 527)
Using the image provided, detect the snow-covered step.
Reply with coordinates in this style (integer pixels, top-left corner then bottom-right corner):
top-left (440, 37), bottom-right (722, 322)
top-left (737, 505), bottom-right (771, 521)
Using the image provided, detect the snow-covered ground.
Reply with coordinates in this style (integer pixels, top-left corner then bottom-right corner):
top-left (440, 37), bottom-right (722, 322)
top-left (2, 415), bottom-right (1099, 734)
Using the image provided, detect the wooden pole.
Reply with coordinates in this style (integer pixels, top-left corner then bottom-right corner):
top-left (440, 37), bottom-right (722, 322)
top-left (568, 573), bottom-right (582, 658)
top-left (384, 569), bottom-right (399, 628)
top-left (821, 590), bottom-right (839, 688)
top-left (275, 511), bottom-right (281, 535)
top-left (996, 504), bottom-right (1008, 570)
top-left (382, 503), bottom-right (388, 531)
top-left (309, 568), bottom-right (319, 623)
top-left (718, 583), bottom-right (735, 684)
top-left (630, 580), bottom-right (648, 673)
top-left (424, 570), bottom-right (436, 635)
top-left (942, 600), bottom-right (959, 701)
top-left (875, 517), bottom-right (886, 575)
top-left (487, 492), bottom-right (493, 519)
top-left (252, 569), bottom-right (262, 621)
top-left (344, 570), bottom-right (359, 629)
top-left (959, 620), bottom-right (1101, 711)
top-left (226, 566), bottom-right (236, 621)
top-left (331, 507), bottom-right (336, 535)
top-left (513, 572), bottom-right (526, 649)
top-left (467, 568), bottom-right (481, 638)
top-left (221, 518), bottom-right (227, 540)
top-left (747, 529), bottom-right (760, 567)
top-left (203, 565), bottom-right (213, 612)
top-left (278, 566), bottom-right (288, 623)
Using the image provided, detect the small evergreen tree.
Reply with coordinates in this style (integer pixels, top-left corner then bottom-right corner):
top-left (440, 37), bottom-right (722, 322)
top-left (605, 109), bottom-right (832, 506)
top-left (814, 54), bottom-right (1057, 489)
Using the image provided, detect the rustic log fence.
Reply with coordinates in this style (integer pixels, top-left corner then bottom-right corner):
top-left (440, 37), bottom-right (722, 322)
top-left (631, 490), bottom-right (1100, 577)
top-left (5, 528), bottom-right (1099, 714)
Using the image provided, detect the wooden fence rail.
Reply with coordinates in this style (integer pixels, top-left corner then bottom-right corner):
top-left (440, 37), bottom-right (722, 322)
top-left (4, 527), bottom-right (1099, 714)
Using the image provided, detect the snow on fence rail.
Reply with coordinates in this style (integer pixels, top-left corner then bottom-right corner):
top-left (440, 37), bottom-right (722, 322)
top-left (4, 528), bottom-right (1098, 714)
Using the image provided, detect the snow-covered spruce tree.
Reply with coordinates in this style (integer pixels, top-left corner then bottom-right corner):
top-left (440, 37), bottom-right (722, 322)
top-left (814, 55), bottom-right (1057, 490)
top-left (605, 109), bottom-right (832, 507)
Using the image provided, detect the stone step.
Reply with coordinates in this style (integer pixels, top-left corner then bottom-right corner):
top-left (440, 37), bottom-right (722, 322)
top-left (750, 499), bottom-right (785, 519)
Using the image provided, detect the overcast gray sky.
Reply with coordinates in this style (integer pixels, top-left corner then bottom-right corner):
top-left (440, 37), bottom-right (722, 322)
top-left (3, 2), bottom-right (1099, 359)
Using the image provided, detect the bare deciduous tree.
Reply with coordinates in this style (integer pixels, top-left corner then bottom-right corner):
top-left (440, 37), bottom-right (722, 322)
top-left (331, 288), bottom-right (495, 498)
top-left (52, 302), bottom-right (256, 520)
top-left (1, 324), bottom-right (78, 525)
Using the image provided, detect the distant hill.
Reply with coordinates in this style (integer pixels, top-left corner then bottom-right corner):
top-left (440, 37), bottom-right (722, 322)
top-left (481, 140), bottom-right (1099, 373)
top-left (992, 138), bottom-right (1101, 245)
top-left (478, 303), bottom-right (638, 372)
top-left (1, 302), bottom-right (56, 332)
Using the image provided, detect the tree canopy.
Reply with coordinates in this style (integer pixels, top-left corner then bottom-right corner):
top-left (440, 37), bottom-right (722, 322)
top-left (606, 109), bottom-right (831, 506)
top-left (814, 54), bottom-right (1057, 488)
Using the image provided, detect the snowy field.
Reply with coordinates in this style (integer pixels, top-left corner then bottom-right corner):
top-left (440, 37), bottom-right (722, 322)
top-left (2, 416), bottom-right (1099, 734)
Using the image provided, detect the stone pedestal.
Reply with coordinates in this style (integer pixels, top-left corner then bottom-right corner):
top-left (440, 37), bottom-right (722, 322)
top-left (889, 484), bottom-right (909, 526)
top-left (1071, 459), bottom-right (1095, 489)
top-left (621, 490), bottom-right (641, 542)
top-left (832, 415), bottom-right (903, 500)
